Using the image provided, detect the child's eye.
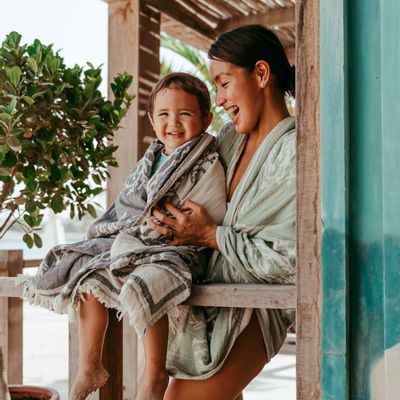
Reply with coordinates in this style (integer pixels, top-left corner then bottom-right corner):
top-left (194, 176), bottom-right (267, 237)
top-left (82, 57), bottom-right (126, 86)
top-left (181, 112), bottom-right (191, 116)
top-left (158, 112), bottom-right (168, 117)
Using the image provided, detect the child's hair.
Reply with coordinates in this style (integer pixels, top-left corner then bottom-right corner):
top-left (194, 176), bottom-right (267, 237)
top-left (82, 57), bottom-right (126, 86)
top-left (148, 72), bottom-right (211, 119)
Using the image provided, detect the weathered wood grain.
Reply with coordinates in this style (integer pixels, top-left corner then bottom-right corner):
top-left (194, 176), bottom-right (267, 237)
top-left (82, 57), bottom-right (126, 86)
top-left (187, 284), bottom-right (296, 308)
top-left (0, 278), bottom-right (296, 309)
top-left (296, 1), bottom-right (322, 399)
top-left (0, 250), bottom-right (23, 385)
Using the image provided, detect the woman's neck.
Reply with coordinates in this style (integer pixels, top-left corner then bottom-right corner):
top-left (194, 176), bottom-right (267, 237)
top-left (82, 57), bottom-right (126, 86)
top-left (248, 90), bottom-right (291, 146)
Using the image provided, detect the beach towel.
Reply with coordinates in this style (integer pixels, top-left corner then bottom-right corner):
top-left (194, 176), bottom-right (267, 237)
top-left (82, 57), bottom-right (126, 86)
top-left (20, 133), bottom-right (226, 337)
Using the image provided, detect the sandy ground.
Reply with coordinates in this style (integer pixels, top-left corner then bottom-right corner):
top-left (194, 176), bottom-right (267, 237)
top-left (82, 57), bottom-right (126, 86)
top-left (23, 303), bottom-right (296, 399)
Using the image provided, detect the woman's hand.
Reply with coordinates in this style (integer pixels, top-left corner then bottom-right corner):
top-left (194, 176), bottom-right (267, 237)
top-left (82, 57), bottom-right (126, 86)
top-left (148, 200), bottom-right (219, 249)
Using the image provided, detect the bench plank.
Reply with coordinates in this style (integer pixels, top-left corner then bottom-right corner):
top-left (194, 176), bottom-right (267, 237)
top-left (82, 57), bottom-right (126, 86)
top-left (0, 278), bottom-right (295, 309)
top-left (187, 283), bottom-right (296, 308)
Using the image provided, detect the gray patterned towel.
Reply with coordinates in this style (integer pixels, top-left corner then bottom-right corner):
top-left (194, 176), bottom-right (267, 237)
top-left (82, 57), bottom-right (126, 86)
top-left (19, 133), bottom-right (226, 337)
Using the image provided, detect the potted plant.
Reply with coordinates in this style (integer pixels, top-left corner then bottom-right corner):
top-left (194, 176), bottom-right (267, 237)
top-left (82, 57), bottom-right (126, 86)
top-left (0, 31), bottom-right (134, 399)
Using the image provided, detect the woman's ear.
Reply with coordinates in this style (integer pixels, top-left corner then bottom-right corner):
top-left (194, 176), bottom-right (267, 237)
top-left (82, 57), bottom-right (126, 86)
top-left (254, 60), bottom-right (271, 89)
top-left (202, 112), bottom-right (213, 131)
top-left (148, 112), bottom-right (155, 130)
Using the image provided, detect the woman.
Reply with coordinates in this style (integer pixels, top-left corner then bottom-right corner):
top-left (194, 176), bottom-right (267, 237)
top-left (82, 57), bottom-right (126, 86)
top-left (149, 24), bottom-right (296, 399)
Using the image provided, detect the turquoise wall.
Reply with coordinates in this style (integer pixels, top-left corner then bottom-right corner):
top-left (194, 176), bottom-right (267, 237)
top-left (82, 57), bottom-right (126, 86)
top-left (321, 0), bottom-right (400, 398)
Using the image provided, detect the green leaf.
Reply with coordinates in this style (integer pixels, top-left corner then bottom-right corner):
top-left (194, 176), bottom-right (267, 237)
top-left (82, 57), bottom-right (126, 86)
top-left (50, 194), bottom-right (64, 213)
top-left (25, 178), bottom-right (38, 193)
top-left (2, 152), bottom-right (17, 167)
top-left (23, 214), bottom-right (35, 227)
top-left (7, 136), bottom-right (22, 152)
top-left (0, 113), bottom-right (12, 124)
top-left (33, 233), bottom-right (43, 248)
top-left (5, 32), bottom-right (22, 49)
top-left (92, 174), bottom-right (102, 185)
top-left (26, 57), bottom-right (38, 74)
top-left (23, 233), bottom-right (34, 249)
top-left (50, 164), bottom-right (61, 181)
top-left (22, 96), bottom-right (35, 106)
top-left (87, 204), bottom-right (97, 218)
top-left (3, 97), bottom-right (17, 115)
top-left (92, 187), bottom-right (104, 196)
top-left (6, 66), bottom-right (22, 88)
top-left (0, 167), bottom-right (10, 176)
top-left (23, 165), bottom-right (36, 179)
top-left (25, 200), bottom-right (36, 213)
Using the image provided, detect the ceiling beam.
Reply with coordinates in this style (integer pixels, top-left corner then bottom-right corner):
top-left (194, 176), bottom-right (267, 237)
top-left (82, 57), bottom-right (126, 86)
top-left (161, 14), bottom-right (213, 53)
top-left (146, 0), bottom-right (217, 40)
top-left (217, 6), bottom-right (295, 34)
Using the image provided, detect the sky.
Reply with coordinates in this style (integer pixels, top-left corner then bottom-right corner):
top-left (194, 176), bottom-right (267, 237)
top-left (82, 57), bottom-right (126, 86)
top-left (0, 0), bottom-right (109, 93)
top-left (0, 0), bottom-right (198, 93)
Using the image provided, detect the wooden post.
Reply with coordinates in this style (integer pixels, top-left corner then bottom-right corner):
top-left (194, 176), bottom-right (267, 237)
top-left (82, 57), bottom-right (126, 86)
top-left (296, 1), bottom-right (321, 399)
top-left (0, 250), bottom-right (23, 384)
top-left (107, 1), bottom-right (161, 399)
top-left (107, 0), bottom-right (161, 204)
top-left (68, 314), bottom-right (80, 398)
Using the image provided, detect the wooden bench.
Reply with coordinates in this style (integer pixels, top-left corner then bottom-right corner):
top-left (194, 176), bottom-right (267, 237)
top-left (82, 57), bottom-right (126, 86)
top-left (0, 250), bottom-right (296, 399)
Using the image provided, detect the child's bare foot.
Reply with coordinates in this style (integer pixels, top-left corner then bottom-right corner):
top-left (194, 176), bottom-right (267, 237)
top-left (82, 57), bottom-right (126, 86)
top-left (70, 366), bottom-right (109, 400)
top-left (136, 372), bottom-right (169, 400)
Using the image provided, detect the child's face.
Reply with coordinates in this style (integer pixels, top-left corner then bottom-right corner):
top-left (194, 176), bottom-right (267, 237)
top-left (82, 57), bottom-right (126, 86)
top-left (148, 88), bottom-right (211, 155)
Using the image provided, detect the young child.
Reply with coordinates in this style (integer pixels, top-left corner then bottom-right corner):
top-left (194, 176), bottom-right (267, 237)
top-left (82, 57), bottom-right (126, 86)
top-left (20, 72), bottom-right (226, 400)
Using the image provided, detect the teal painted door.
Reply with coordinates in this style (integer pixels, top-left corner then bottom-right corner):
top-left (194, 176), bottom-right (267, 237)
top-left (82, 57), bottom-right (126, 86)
top-left (321, 0), bottom-right (400, 398)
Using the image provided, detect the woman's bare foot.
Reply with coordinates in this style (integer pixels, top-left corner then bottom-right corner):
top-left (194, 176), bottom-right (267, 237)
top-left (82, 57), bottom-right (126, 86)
top-left (70, 366), bottom-right (109, 400)
top-left (136, 371), bottom-right (169, 400)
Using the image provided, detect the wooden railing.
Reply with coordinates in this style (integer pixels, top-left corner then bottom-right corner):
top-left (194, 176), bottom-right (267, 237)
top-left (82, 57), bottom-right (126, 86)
top-left (0, 249), bottom-right (296, 399)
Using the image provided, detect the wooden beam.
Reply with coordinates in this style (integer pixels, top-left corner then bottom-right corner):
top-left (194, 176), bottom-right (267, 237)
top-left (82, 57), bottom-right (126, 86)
top-left (296, 0), bottom-right (321, 399)
top-left (146, 0), bottom-right (216, 40)
top-left (107, 2), bottom-right (161, 398)
top-left (23, 259), bottom-right (41, 268)
top-left (0, 277), bottom-right (22, 298)
top-left (0, 278), bottom-right (296, 309)
top-left (161, 14), bottom-right (213, 53)
top-left (0, 250), bottom-right (23, 384)
top-left (176, 0), bottom-right (220, 26)
top-left (197, 0), bottom-right (243, 18)
top-left (107, 0), bottom-right (161, 204)
top-left (101, 311), bottom-right (123, 400)
top-left (187, 284), bottom-right (296, 308)
top-left (217, 6), bottom-right (295, 34)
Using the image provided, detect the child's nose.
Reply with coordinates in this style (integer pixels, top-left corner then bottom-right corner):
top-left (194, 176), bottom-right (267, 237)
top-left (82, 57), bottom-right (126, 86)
top-left (168, 116), bottom-right (181, 128)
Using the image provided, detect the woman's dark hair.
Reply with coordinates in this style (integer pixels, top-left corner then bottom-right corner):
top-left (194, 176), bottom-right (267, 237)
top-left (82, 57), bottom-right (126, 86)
top-left (148, 72), bottom-right (211, 119)
top-left (208, 24), bottom-right (295, 98)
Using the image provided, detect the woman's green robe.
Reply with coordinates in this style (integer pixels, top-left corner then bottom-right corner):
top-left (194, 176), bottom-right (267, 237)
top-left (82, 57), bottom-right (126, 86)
top-left (167, 116), bottom-right (296, 379)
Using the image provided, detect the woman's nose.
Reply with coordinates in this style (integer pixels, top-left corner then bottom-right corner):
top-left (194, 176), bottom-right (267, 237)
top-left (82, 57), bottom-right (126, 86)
top-left (216, 90), bottom-right (226, 107)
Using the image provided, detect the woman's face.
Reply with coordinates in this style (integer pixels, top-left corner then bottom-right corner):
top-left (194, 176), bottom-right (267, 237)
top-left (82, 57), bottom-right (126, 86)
top-left (210, 59), bottom-right (262, 134)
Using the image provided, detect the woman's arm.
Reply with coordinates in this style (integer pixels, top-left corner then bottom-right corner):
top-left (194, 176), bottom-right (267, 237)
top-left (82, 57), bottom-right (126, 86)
top-left (149, 200), bottom-right (219, 250)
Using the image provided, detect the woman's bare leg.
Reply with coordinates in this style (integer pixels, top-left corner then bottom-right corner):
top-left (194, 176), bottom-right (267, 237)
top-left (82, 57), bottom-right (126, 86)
top-left (70, 294), bottom-right (110, 400)
top-left (136, 315), bottom-right (169, 400)
top-left (164, 313), bottom-right (267, 400)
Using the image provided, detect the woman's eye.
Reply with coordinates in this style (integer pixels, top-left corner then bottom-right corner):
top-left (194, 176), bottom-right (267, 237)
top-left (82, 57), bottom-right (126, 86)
top-left (221, 82), bottom-right (229, 88)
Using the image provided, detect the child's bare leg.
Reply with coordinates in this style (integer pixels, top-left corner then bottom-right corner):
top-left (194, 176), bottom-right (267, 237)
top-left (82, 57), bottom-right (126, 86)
top-left (70, 294), bottom-right (110, 400)
top-left (136, 315), bottom-right (169, 400)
